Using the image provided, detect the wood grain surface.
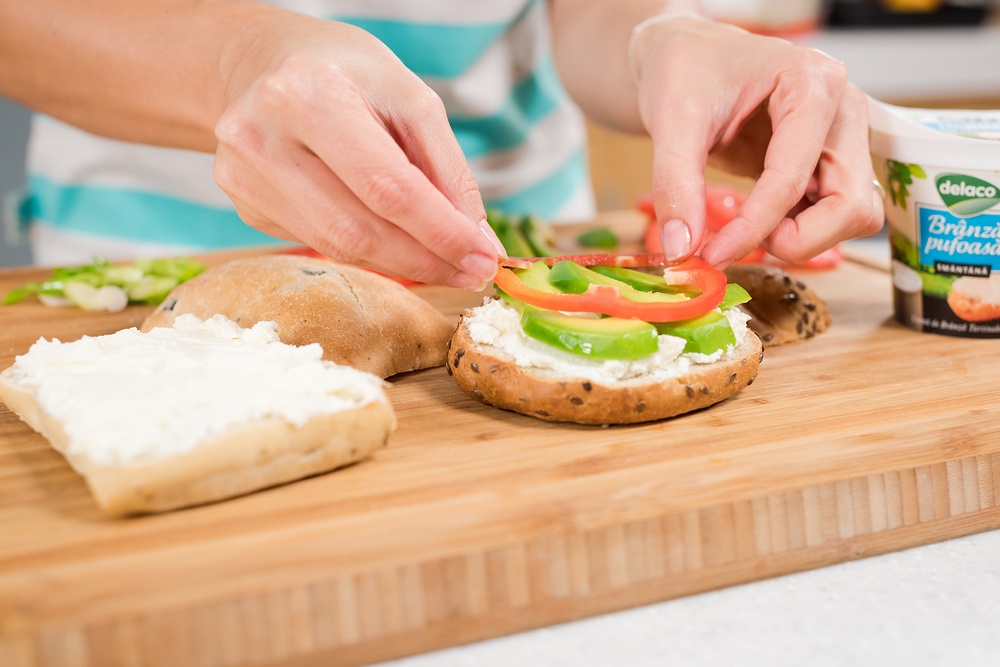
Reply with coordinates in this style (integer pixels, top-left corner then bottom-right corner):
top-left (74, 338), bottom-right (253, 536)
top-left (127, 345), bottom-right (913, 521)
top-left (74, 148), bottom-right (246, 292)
top-left (2, 242), bottom-right (1000, 667)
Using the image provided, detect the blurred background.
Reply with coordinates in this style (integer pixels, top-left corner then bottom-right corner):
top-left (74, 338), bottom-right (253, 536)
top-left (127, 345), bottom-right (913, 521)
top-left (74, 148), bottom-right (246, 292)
top-left (0, 97), bottom-right (29, 267)
top-left (1, 0), bottom-right (999, 267)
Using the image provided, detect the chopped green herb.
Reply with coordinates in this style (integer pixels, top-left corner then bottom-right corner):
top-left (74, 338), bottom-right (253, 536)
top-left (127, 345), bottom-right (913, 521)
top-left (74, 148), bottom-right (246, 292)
top-left (486, 209), bottom-right (558, 257)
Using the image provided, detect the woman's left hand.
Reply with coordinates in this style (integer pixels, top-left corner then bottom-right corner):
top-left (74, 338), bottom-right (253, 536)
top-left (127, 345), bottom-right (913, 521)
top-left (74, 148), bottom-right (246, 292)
top-left (630, 15), bottom-right (884, 267)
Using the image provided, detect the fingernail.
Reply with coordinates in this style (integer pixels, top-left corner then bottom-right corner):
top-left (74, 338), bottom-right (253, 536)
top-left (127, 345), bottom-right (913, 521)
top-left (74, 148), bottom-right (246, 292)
top-left (660, 219), bottom-right (691, 261)
top-left (457, 251), bottom-right (498, 280)
top-left (447, 271), bottom-right (491, 291)
top-left (478, 217), bottom-right (507, 257)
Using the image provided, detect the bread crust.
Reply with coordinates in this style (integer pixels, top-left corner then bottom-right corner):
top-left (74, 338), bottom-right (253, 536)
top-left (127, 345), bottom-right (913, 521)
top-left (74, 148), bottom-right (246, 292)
top-left (448, 313), bottom-right (763, 425)
top-left (0, 366), bottom-right (395, 516)
top-left (141, 255), bottom-right (453, 379)
top-left (724, 264), bottom-right (830, 346)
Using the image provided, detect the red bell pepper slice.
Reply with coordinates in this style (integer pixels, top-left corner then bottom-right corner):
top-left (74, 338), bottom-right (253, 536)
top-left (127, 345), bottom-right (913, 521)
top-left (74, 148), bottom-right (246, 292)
top-left (501, 252), bottom-right (672, 271)
top-left (493, 257), bottom-right (726, 322)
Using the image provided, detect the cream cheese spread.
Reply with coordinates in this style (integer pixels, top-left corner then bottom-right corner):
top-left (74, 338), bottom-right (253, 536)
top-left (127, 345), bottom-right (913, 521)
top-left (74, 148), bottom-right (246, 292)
top-left (464, 298), bottom-right (751, 384)
top-left (7, 314), bottom-right (388, 467)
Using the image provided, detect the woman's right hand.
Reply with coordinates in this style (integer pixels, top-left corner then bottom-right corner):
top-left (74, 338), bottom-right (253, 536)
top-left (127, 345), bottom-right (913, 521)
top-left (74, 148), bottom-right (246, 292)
top-left (213, 14), bottom-right (504, 289)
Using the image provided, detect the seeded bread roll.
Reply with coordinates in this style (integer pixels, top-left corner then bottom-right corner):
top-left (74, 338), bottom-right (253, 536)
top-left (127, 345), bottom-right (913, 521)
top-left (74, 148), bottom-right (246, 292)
top-left (448, 311), bottom-right (763, 425)
top-left (141, 255), bottom-right (453, 379)
top-left (724, 264), bottom-right (831, 346)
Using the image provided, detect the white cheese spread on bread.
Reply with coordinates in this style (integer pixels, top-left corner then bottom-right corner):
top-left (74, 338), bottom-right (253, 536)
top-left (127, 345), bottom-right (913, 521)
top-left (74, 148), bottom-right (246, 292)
top-left (6, 314), bottom-right (389, 467)
top-left (463, 298), bottom-right (752, 383)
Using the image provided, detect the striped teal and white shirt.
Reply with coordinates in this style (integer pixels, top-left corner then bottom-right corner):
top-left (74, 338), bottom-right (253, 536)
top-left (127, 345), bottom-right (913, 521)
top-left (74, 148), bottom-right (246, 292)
top-left (24, 0), bottom-right (594, 265)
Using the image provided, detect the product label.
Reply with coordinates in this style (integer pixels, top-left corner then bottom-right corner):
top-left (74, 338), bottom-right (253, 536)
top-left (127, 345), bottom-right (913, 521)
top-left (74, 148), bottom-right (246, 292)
top-left (883, 161), bottom-right (1000, 338)
top-left (935, 173), bottom-right (1000, 215)
top-left (919, 206), bottom-right (1000, 269)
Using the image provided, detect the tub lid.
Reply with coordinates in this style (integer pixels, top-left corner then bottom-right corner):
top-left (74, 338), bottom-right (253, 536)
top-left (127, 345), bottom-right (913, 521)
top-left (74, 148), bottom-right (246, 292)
top-left (868, 96), bottom-right (1000, 170)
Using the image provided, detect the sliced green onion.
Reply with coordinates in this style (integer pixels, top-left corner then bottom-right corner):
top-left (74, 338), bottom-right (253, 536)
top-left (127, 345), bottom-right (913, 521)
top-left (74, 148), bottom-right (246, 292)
top-left (2, 256), bottom-right (205, 311)
top-left (577, 227), bottom-right (618, 249)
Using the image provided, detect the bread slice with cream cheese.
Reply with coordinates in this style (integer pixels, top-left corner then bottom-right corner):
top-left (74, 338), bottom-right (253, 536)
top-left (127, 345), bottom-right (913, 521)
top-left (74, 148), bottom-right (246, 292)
top-left (0, 314), bottom-right (395, 516)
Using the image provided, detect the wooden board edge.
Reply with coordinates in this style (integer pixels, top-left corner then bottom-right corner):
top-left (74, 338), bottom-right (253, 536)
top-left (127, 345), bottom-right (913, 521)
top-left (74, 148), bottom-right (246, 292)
top-left (6, 450), bottom-right (1000, 667)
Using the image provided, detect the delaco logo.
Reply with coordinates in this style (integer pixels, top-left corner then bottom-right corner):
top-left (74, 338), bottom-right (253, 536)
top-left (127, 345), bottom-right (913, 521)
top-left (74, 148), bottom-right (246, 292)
top-left (936, 173), bottom-right (1000, 216)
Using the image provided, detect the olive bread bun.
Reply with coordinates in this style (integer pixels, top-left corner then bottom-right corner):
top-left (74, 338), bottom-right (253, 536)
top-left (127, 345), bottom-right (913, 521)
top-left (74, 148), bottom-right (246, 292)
top-left (142, 255), bottom-right (454, 378)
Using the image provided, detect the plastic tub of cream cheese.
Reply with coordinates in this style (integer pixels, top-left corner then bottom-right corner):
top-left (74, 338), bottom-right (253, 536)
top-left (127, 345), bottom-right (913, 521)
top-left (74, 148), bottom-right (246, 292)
top-left (869, 97), bottom-right (1000, 338)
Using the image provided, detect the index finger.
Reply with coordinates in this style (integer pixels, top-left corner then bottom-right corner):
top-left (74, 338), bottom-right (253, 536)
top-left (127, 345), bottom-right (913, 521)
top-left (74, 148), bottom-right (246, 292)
top-left (300, 84), bottom-right (501, 276)
top-left (390, 92), bottom-right (502, 250)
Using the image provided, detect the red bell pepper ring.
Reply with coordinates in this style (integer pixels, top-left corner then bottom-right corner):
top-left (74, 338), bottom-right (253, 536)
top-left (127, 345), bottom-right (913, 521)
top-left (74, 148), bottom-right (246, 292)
top-left (501, 252), bottom-right (673, 270)
top-left (493, 256), bottom-right (727, 322)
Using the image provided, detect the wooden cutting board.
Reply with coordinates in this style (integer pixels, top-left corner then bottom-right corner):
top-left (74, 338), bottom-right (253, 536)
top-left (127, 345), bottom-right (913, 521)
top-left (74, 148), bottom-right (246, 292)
top-left (2, 245), bottom-right (1000, 667)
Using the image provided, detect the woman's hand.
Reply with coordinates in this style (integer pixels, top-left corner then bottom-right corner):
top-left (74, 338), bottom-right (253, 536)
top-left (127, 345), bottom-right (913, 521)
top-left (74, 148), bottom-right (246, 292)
top-left (213, 16), bottom-right (504, 289)
top-left (631, 15), bottom-right (884, 267)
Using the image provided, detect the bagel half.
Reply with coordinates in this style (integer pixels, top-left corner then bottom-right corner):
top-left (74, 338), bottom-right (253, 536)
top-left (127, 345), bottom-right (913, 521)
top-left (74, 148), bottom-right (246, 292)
top-left (448, 302), bottom-right (763, 425)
